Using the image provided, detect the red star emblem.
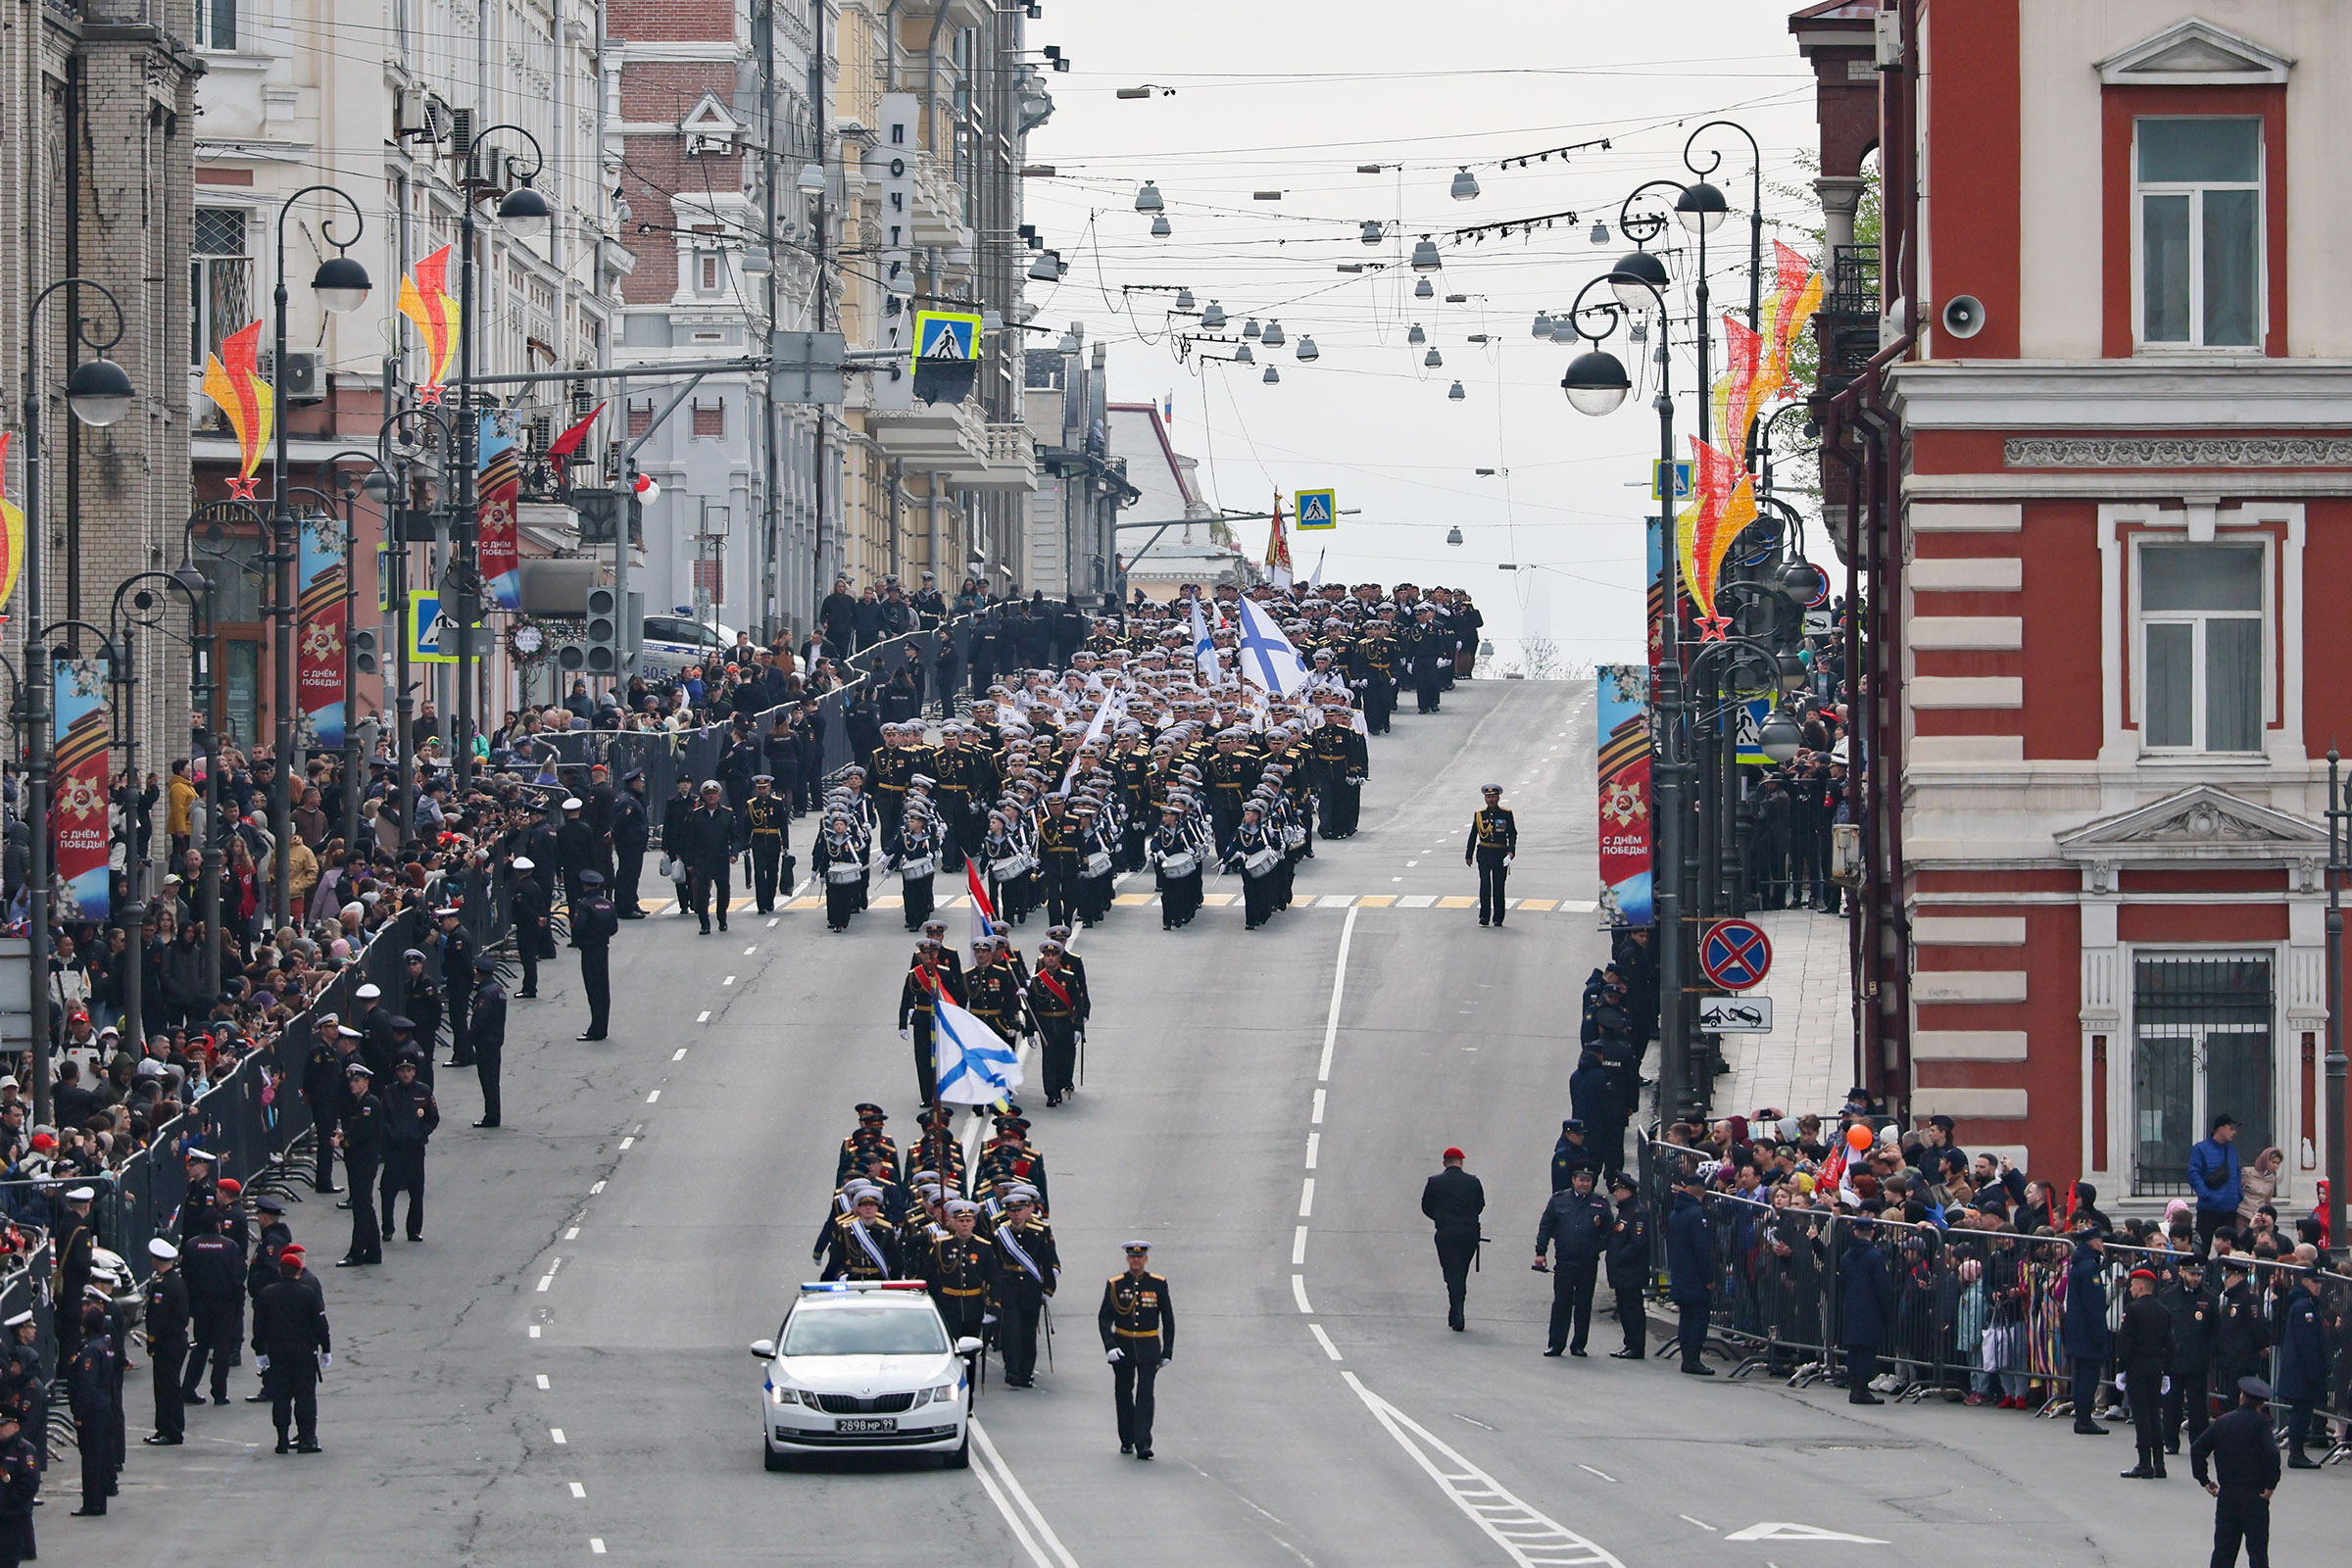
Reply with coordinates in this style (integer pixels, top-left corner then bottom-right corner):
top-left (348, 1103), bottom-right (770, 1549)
top-left (1695, 615), bottom-right (1733, 642)
top-left (225, 475), bottom-right (261, 501)
top-left (417, 383), bottom-right (446, 407)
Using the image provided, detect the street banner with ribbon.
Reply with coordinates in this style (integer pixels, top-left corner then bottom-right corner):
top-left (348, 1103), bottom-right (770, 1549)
top-left (1596, 664), bottom-right (1653, 927)
top-left (477, 413), bottom-right (523, 611)
top-left (396, 245), bottom-right (461, 405)
top-left (51, 656), bottom-right (111, 921)
top-left (0, 431), bottom-right (23, 615)
top-left (297, 514), bottom-right (349, 752)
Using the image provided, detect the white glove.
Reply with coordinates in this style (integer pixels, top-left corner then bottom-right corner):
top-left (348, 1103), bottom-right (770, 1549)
top-left (982, 1314), bottom-right (997, 1327)
top-left (318, 1351), bottom-right (332, 1371)
top-left (2161, 1376), bottom-right (2172, 1395)
top-left (1504, 856), bottom-right (1514, 868)
top-left (1105, 1348), bottom-right (1124, 1364)
top-left (900, 1028), bottom-right (910, 1041)
top-left (255, 1354), bottom-right (270, 1371)
top-left (2114, 1372), bottom-right (2126, 1393)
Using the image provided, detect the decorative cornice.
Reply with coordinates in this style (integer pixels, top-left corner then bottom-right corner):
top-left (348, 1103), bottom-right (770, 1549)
top-left (2006, 436), bottom-right (2352, 468)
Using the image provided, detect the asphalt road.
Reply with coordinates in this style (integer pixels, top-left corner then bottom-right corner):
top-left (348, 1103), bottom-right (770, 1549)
top-left (97, 676), bottom-right (2341, 1565)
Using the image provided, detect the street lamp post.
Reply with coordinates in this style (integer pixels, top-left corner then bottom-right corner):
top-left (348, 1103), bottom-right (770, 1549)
top-left (321, 448), bottom-right (405, 849)
top-left (376, 407), bottom-right (460, 847)
top-left (2326, 749), bottom-right (2348, 1262)
top-left (101, 572), bottom-right (205, 1051)
top-left (452, 122), bottom-right (554, 794)
top-left (184, 503), bottom-right (261, 1001)
top-left (19, 277), bottom-right (135, 1130)
top-left (270, 186), bottom-right (371, 929)
top-left (1561, 268), bottom-right (1703, 1124)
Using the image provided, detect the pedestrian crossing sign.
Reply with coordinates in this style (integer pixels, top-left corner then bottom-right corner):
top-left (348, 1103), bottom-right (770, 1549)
top-left (909, 309), bottom-right (982, 371)
top-left (1651, 460), bottom-right (1692, 502)
top-left (1295, 488), bottom-right (1337, 530)
top-left (407, 591), bottom-right (481, 665)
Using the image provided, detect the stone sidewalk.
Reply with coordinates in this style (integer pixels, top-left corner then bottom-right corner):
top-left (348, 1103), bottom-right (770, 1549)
top-left (1715, 907), bottom-right (1854, 1121)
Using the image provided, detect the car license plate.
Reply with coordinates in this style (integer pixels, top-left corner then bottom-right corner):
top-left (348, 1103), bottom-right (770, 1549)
top-left (836, 1417), bottom-right (897, 1434)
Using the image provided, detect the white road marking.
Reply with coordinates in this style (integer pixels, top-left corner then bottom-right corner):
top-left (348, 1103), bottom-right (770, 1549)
top-left (1452, 1413), bottom-right (1495, 1432)
top-left (646, 1090), bottom-right (661, 1103)
top-left (529, 1326), bottom-right (542, 1339)
top-left (590, 1181), bottom-right (606, 1195)
top-left (569, 1481), bottom-right (586, 1498)
top-left (1293, 1226), bottom-right (1308, 1265)
top-left (536, 1374), bottom-right (551, 1390)
top-left (1578, 1464), bottom-right (1617, 1484)
top-left (1304, 1132), bottom-right (1319, 1169)
top-left (618, 1137), bottom-right (634, 1151)
top-left (697, 1010), bottom-right (711, 1023)
top-left (767, 917), bottom-right (778, 928)
top-left (969, 1420), bottom-right (1082, 1568)
top-left (744, 946), bottom-right (758, 955)
top-left (1307, 1324), bottom-right (1344, 1361)
top-left (564, 1227), bottom-right (579, 1240)
top-left (1342, 1372), bottom-right (1625, 1568)
top-left (672, 1048), bottom-right (688, 1061)
top-left (1298, 1178), bottom-right (1315, 1217)
top-left (1311, 1088), bottom-right (1326, 1124)
top-left (536, 1276), bottom-right (553, 1293)
top-left (551, 1428), bottom-right (566, 1445)
top-left (1293, 1274), bottom-right (1312, 1313)
top-left (723, 976), bottom-right (735, 986)
top-left (590, 1540), bottom-right (605, 1555)
top-left (1317, 905), bottom-right (1358, 1082)
top-left (1680, 1516), bottom-right (1716, 1532)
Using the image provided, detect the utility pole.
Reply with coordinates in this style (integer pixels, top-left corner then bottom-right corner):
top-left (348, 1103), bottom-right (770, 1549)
top-left (808, 0), bottom-right (829, 612)
top-left (758, 0), bottom-right (780, 640)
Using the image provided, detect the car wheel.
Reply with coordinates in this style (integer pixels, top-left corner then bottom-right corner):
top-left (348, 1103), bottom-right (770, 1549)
top-left (763, 1445), bottom-right (794, 1473)
top-left (943, 1434), bottom-right (970, 1470)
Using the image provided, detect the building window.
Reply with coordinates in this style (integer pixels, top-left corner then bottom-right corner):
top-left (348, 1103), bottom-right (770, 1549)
top-left (191, 208), bottom-right (253, 367)
top-left (2131, 954), bottom-right (2272, 1197)
top-left (197, 0), bottom-right (238, 51)
top-left (692, 402), bottom-right (724, 439)
top-left (2134, 118), bottom-right (2261, 349)
top-left (697, 252), bottom-right (722, 294)
top-left (2138, 541), bottom-right (2262, 753)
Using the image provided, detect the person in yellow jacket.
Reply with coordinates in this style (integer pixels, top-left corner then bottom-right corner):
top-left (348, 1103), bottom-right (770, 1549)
top-left (168, 759), bottom-right (201, 858)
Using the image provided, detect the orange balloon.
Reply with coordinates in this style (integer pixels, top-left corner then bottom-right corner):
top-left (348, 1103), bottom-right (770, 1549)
top-left (1844, 1123), bottom-right (1874, 1152)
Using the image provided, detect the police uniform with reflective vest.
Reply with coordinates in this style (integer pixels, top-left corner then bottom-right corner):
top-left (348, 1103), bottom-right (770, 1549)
top-left (1099, 1263), bottom-right (1174, 1457)
top-left (1466, 802), bottom-right (1519, 925)
top-left (744, 788), bottom-right (791, 912)
top-left (990, 1216), bottom-right (1059, 1385)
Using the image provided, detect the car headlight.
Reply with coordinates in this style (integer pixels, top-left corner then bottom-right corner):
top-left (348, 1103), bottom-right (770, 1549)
top-left (766, 1379), bottom-right (801, 1406)
top-left (919, 1383), bottom-right (955, 1407)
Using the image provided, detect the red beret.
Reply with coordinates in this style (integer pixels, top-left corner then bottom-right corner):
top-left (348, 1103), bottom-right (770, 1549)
top-left (217, 1178), bottom-right (241, 1196)
top-left (2130, 1267), bottom-right (2158, 1281)
top-left (1443, 1147), bottom-right (1465, 1161)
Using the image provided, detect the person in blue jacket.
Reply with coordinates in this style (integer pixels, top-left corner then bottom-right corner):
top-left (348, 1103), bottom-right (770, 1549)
top-left (1664, 1167), bottom-right (1715, 1376)
top-left (2275, 1266), bottom-right (2328, 1468)
top-left (2064, 1222), bottom-right (2112, 1435)
top-left (2186, 1113), bottom-right (2243, 1247)
top-left (1839, 1218), bottom-right (1898, 1404)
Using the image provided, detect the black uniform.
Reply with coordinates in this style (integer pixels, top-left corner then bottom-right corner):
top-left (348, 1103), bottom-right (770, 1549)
top-left (1099, 1267), bottom-right (1174, 1456)
top-left (1419, 1164), bottom-right (1485, 1332)
top-left (177, 1228), bottom-right (244, 1405)
top-left (1604, 1189), bottom-right (1650, 1356)
top-left (1466, 803), bottom-right (1518, 925)
top-left (1537, 1183), bottom-right (1612, 1354)
top-left (2115, 1288), bottom-right (2175, 1475)
top-left (679, 802), bottom-right (737, 933)
top-left (574, 887), bottom-right (618, 1039)
top-left (439, 921), bottom-right (476, 1066)
top-left (660, 788), bottom-right (698, 907)
top-left (745, 792), bottom-right (791, 911)
top-left (301, 1036), bottom-right (346, 1191)
top-left (339, 1086), bottom-right (386, 1265)
top-left (0, 1425), bottom-right (36, 1566)
top-left (1028, 961), bottom-right (1088, 1106)
top-left (378, 1071), bottom-right (440, 1241)
top-left (2162, 1275), bottom-right (2219, 1453)
top-left (144, 1265), bottom-right (190, 1442)
top-left (821, 1214), bottom-right (903, 1281)
top-left (612, 781), bottom-right (651, 913)
top-left (510, 868), bottom-right (555, 997)
top-left (65, 1324), bottom-right (117, 1514)
top-left (252, 1273), bottom-right (332, 1450)
top-left (991, 1219), bottom-right (1059, 1387)
top-left (2191, 1400), bottom-right (2281, 1568)
top-left (896, 963), bottom-right (968, 1107)
top-left (472, 967), bottom-right (510, 1123)
top-left (927, 1233), bottom-right (1000, 1348)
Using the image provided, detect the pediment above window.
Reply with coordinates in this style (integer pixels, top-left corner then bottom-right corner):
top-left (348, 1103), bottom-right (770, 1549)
top-left (2096, 18), bottom-right (2293, 86)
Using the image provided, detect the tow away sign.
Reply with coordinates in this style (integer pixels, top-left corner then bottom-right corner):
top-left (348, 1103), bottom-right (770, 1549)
top-left (1697, 996), bottom-right (1774, 1033)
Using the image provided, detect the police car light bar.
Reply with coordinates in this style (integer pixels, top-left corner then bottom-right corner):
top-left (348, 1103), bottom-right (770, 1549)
top-left (797, 1280), bottom-right (933, 1293)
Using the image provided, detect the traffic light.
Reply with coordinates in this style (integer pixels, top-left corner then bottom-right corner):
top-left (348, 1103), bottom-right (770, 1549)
top-left (351, 626), bottom-right (380, 676)
top-left (582, 584), bottom-right (619, 676)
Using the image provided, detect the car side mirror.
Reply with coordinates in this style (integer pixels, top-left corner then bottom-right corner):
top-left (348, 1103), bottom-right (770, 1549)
top-left (749, 1339), bottom-right (776, 1359)
top-left (953, 1337), bottom-right (983, 1357)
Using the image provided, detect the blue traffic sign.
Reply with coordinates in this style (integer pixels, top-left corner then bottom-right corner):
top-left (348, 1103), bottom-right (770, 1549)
top-left (1699, 918), bottom-right (1773, 992)
top-left (1295, 488), bottom-right (1337, 529)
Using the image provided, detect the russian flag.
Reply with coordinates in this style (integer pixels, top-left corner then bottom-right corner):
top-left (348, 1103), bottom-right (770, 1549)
top-left (966, 861), bottom-right (998, 952)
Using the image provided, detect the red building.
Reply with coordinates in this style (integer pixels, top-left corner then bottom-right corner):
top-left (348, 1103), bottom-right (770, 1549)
top-left (1797, 2), bottom-right (2351, 1209)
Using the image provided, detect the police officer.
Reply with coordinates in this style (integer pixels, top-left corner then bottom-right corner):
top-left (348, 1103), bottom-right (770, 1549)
top-left (661, 775), bottom-right (697, 915)
top-left (1099, 1242), bottom-right (1173, 1459)
top-left (378, 1051), bottom-right (439, 1242)
top-left (177, 1214), bottom-right (243, 1407)
top-left (53, 1187), bottom-right (96, 1364)
top-left (141, 1237), bottom-right (189, 1445)
top-left (1, 1314), bottom-right (45, 1482)
top-left (65, 1303), bottom-right (116, 1515)
top-left (2162, 1256), bottom-right (2217, 1456)
top-left (333, 1062), bottom-right (385, 1267)
top-left (1536, 1166), bottom-right (1611, 1356)
top-left (471, 953), bottom-right (509, 1126)
top-left (2116, 1265), bottom-right (2174, 1478)
top-left (2192, 1376), bottom-right (2281, 1568)
top-left (1604, 1171), bottom-right (1649, 1359)
top-left (1665, 1166), bottom-right (1714, 1376)
top-left (1420, 1146), bottom-right (1484, 1332)
top-left (1839, 1216), bottom-right (1897, 1404)
top-left (0, 1400), bottom-right (36, 1566)
top-left (252, 1247), bottom-right (331, 1453)
top-left (301, 1018), bottom-right (347, 1193)
top-left (612, 767), bottom-right (652, 916)
top-left (992, 1189), bottom-right (1057, 1388)
top-left (574, 869), bottom-right (618, 1040)
top-left (509, 856), bottom-right (553, 999)
top-left (437, 905), bottom-right (475, 1067)
top-left (744, 775), bottom-right (791, 912)
top-left (399, 948), bottom-right (443, 1065)
top-left (1464, 783), bottom-right (1517, 926)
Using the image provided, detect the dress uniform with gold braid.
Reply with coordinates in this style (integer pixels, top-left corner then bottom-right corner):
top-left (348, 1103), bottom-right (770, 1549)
top-left (992, 1191), bottom-right (1058, 1387)
top-left (744, 781), bottom-right (790, 911)
top-left (1100, 1245), bottom-right (1174, 1458)
top-left (927, 1203), bottom-right (1001, 1348)
top-left (822, 1197), bottom-right (903, 1281)
top-left (1466, 786), bottom-right (1519, 926)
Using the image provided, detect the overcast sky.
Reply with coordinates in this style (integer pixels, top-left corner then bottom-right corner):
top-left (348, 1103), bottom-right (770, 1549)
top-left (1021, 1), bottom-right (1824, 664)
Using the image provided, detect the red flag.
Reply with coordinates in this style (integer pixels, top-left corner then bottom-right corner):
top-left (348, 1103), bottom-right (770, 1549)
top-left (548, 403), bottom-right (606, 464)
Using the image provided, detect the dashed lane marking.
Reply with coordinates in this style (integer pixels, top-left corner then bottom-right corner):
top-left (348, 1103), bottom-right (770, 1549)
top-left (1293, 1226), bottom-right (1308, 1265)
top-left (1305, 1132), bottom-right (1319, 1169)
top-left (1293, 1274), bottom-right (1312, 1313)
top-left (1578, 1465), bottom-right (1617, 1484)
top-left (697, 1011), bottom-right (711, 1024)
top-left (646, 1091), bottom-right (661, 1103)
top-left (1298, 1178), bottom-right (1315, 1218)
top-left (551, 1428), bottom-right (566, 1445)
top-left (536, 1374), bottom-right (551, 1390)
top-left (569, 1482), bottom-right (587, 1498)
top-left (1311, 1089), bottom-right (1326, 1124)
top-left (1308, 1324), bottom-right (1344, 1361)
top-left (672, 1049), bottom-right (688, 1061)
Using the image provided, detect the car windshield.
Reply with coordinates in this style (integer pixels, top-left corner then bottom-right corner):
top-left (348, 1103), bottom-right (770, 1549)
top-left (780, 1306), bottom-right (948, 1357)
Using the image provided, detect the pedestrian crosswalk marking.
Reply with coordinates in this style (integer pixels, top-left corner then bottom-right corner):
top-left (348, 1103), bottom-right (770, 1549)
top-left (662, 892), bottom-right (1599, 917)
top-left (1397, 895), bottom-right (1437, 908)
top-left (1437, 896), bottom-right (1478, 908)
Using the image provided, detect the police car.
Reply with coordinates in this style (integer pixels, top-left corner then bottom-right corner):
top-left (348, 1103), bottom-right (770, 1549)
top-left (638, 614), bottom-right (738, 681)
top-left (751, 1282), bottom-right (980, 1471)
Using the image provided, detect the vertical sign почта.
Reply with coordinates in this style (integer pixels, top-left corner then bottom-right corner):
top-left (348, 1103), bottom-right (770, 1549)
top-left (1595, 664), bottom-right (1653, 927)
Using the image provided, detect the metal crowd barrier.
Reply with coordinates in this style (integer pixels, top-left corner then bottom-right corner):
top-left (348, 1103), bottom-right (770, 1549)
top-left (1656, 1184), bottom-right (2352, 1452)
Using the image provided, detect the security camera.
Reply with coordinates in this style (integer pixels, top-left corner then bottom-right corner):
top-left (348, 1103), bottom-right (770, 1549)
top-left (1940, 294), bottom-right (1985, 340)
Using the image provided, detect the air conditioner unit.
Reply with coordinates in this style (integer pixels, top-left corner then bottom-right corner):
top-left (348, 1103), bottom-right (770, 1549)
top-left (259, 349), bottom-right (328, 405)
